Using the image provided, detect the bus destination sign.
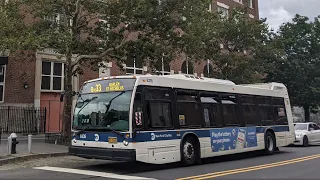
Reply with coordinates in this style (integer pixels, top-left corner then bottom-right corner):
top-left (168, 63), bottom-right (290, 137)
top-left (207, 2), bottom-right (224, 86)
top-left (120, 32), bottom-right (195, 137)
top-left (81, 79), bottom-right (136, 94)
top-left (106, 82), bottom-right (124, 92)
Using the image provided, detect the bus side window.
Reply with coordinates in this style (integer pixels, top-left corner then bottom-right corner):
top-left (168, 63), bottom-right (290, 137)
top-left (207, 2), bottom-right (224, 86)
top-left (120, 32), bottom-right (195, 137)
top-left (257, 97), bottom-right (274, 126)
top-left (200, 93), bottom-right (223, 127)
top-left (177, 91), bottom-right (202, 128)
top-left (273, 98), bottom-right (288, 125)
top-left (241, 95), bottom-right (259, 126)
top-left (133, 93), bottom-right (144, 127)
top-left (148, 102), bottom-right (172, 128)
top-left (221, 94), bottom-right (239, 126)
top-left (145, 87), bottom-right (173, 129)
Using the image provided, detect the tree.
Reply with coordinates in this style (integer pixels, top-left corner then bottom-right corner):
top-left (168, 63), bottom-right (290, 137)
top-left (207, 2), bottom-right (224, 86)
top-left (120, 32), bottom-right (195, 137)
top-left (22, 0), bottom-right (211, 142)
top-left (181, 7), bottom-right (273, 84)
top-left (265, 14), bottom-right (320, 122)
top-left (0, 0), bottom-right (46, 56)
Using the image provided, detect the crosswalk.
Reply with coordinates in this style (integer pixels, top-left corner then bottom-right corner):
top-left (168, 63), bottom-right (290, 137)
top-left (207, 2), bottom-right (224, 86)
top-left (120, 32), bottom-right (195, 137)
top-left (34, 166), bottom-right (157, 180)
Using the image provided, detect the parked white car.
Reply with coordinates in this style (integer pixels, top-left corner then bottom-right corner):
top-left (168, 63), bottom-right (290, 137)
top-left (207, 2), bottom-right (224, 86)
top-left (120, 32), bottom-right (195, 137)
top-left (293, 122), bottom-right (320, 146)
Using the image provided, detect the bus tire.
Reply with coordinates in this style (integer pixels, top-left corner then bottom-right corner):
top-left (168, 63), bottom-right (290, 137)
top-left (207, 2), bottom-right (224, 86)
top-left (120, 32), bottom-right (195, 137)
top-left (181, 136), bottom-right (200, 166)
top-left (264, 131), bottom-right (276, 155)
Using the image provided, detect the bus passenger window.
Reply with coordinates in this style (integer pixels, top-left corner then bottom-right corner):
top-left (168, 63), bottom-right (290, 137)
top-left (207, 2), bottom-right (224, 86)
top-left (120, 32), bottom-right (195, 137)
top-left (149, 102), bottom-right (172, 128)
top-left (177, 91), bottom-right (202, 127)
top-left (203, 108), bottom-right (210, 126)
top-left (221, 95), bottom-right (239, 126)
top-left (241, 96), bottom-right (259, 126)
top-left (200, 94), bottom-right (223, 127)
top-left (146, 88), bottom-right (170, 100)
top-left (257, 97), bottom-right (274, 126)
top-left (273, 98), bottom-right (288, 125)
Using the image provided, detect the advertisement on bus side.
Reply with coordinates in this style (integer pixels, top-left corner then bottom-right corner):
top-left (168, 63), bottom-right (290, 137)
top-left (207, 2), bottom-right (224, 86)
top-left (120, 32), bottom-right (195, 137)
top-left (210, 127), bottom-right (257, 152)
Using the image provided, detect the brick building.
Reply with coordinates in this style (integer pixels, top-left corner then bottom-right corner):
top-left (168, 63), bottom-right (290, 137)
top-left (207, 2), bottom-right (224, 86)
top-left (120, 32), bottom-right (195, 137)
top-left (0, 0), bottom-right (259, 133)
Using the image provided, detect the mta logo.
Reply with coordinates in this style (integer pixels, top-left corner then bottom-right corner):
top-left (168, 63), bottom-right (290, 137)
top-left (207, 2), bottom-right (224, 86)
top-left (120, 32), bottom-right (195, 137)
top-left (151, 133), bottom-right (156, 141)
top-left (94, 134), bottom-right (99, 142)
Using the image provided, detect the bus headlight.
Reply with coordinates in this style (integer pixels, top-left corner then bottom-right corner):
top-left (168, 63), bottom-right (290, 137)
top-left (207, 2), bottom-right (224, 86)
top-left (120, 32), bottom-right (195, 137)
top-left (123, 139), bottom-right (129, 146)
top-left (73, 138), bottom-right (77, 143)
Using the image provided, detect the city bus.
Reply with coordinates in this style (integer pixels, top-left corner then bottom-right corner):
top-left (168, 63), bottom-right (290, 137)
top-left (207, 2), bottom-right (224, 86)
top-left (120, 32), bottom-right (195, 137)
top-left (69, 74), bottom-right (295, 165)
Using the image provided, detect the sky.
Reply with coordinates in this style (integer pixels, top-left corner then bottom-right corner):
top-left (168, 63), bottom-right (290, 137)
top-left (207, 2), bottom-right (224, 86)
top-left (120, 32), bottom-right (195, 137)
top-left (258, 0), bottom-right (320, 30)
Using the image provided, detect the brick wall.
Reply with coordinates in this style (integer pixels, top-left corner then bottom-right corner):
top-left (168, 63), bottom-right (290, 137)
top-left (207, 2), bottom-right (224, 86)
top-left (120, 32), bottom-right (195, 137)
top-left (110, 60), bottom-right (126, 76)
top-left (78, 63), bottom-right (99, 87)
top-left (212, 0), bottom-right (259, 19)
top-left (3, 51), bottom-right (36, 104)
top-left (170, 54), bottom-right (184, 74)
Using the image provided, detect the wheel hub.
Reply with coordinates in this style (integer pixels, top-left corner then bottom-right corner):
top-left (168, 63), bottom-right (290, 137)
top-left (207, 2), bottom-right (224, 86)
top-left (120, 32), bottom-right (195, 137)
top-left (267, 136), bottom-right (274, 151)
top-left (183, 142), bottom-right (194, 159)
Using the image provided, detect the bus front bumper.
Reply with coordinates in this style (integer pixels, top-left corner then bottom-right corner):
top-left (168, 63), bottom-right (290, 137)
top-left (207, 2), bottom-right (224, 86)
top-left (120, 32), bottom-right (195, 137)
top-left (68, 146), bottom-right (136, 161)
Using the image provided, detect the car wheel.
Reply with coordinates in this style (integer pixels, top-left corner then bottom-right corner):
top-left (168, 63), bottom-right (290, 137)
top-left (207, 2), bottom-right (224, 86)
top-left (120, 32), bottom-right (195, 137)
top-left (303, 136), bottom-right (309, 147)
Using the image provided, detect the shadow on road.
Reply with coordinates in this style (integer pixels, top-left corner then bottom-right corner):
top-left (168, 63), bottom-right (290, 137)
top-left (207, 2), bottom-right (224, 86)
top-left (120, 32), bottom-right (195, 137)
top-left (76, 149), bottom-right (293, 175)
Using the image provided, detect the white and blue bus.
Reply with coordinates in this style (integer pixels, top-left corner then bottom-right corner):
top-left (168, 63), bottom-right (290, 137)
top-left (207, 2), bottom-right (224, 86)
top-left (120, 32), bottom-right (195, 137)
top-left (69, 74), bottom-right (295, 165)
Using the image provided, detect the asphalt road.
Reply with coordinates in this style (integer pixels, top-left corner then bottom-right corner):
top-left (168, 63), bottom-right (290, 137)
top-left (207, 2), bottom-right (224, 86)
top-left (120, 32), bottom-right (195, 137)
top-left (0, 145), bottom-right (320, 180)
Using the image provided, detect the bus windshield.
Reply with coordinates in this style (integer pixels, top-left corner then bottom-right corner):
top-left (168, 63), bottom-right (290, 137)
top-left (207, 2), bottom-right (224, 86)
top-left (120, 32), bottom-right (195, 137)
top-left (72, 79), bottom-right (135, 132)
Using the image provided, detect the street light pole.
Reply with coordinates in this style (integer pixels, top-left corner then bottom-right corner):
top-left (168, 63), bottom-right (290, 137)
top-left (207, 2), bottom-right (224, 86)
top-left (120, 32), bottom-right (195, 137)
top-left (162, 53), bottom-right (164, 75)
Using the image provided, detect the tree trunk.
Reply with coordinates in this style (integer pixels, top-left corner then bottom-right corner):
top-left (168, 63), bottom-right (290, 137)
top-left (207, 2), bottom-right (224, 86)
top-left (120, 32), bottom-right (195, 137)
top-left (62, 52), bottom-right (73, 144)
top-left (304, 105), bottom-right (310, 122)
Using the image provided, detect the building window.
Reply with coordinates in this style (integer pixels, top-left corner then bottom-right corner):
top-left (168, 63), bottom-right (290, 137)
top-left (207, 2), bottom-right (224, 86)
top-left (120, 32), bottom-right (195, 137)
top-left (217, 5), bottom-right (229, 19)
top-left (0, 65), bottom-right (5, 102)
top-left (123, 60), bottom-right (144, 75)
top-left (181, 61), bottom-right (194, 75)
top-left (43, 13), bottom-right (72, 27)
top-left (233, 0), bottom-right (243, 4)
top-left (203, 61), bottom-right (214, 78)
top-left (248, 0), bottom-right (253, 8)
top-left (41, 61), bottom-right (64, 91)
top-left (154, 61), bottom-right (171, 75)
top-left (249, 14), bottom-right (255, 19)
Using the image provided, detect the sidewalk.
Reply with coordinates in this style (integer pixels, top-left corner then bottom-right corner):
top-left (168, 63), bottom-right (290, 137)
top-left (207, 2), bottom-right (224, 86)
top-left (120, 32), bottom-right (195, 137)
top-left (0, 135), bottom-right (68, 165)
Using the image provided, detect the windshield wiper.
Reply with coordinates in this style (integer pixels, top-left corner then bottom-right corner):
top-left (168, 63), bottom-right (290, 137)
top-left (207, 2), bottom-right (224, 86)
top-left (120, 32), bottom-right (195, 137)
top-left (105, 127), bottom-right (125, 137)
top-left (75, 126), bottom-right (125, 137)
top-left (76, 96), bottom-right (98, 117)
top-left (75, 126), bottom-right (98, 135)
top-left (99, 91), bottom-right (125, 125)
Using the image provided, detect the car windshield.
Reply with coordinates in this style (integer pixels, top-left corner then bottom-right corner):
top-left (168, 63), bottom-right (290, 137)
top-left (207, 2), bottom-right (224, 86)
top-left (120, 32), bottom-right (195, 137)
top-left (294, 124), bottom-right (308, 130)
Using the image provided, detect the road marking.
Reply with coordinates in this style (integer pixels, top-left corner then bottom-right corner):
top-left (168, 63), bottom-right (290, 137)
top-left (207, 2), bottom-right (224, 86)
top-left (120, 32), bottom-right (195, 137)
top-left (34, 166), bottom-right (157, 180)
top-left (177, 154), bottom-right (320, 180)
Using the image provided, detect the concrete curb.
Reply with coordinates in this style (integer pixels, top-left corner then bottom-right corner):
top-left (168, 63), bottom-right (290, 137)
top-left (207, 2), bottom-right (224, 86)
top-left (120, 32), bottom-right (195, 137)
top-left (0, 152), bottom-right (68, 166)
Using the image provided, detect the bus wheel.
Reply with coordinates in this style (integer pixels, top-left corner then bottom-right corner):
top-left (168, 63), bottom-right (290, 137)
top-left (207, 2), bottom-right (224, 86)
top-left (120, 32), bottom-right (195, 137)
top-left (264, 131), bottom-right (276, 155)
top-left (181, 137), bottom-right (200, 166)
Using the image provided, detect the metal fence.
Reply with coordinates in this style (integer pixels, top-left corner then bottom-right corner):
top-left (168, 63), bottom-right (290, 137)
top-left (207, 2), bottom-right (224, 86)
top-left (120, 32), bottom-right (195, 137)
top-left (0, 106), bottom-right (46, 135)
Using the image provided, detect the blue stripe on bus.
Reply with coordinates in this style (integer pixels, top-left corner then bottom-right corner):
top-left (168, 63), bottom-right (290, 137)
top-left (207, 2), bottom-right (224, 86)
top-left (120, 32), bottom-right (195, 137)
top-left (74, 125), bottom-right (290, 143)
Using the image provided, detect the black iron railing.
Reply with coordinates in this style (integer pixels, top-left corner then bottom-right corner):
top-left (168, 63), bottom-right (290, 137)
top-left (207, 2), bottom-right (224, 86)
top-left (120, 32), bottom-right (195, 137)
top-left (0, 106), bottom-right (46, 135)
